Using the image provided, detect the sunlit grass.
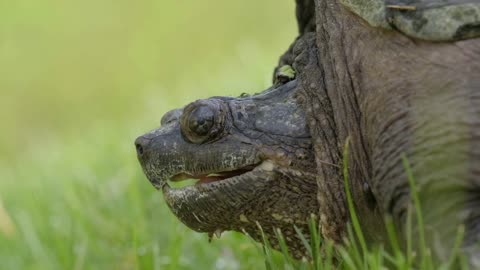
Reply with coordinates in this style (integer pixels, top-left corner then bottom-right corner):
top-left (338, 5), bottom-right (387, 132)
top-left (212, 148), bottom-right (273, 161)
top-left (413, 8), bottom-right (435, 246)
top-left (0, 0), bottom-right (296, 269)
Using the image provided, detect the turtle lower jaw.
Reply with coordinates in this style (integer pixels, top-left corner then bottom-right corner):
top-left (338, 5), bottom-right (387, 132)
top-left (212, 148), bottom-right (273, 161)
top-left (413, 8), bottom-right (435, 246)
top-left (161, 160), bottom-right (277, 233)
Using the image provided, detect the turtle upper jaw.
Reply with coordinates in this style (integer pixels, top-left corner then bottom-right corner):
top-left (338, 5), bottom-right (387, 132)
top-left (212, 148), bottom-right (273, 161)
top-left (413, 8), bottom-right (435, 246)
top-left (135, 123), bottom-right (261, 190)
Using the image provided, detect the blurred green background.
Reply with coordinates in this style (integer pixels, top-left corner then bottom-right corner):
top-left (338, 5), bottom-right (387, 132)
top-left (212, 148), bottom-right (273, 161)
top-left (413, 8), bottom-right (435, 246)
top-left (0, 0), bottom-right (296, 269)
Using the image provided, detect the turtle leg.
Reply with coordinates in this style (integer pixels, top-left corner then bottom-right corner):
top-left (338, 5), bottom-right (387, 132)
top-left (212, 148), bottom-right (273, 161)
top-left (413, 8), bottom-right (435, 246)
top-left (272, 0), bottom-right (315, 85)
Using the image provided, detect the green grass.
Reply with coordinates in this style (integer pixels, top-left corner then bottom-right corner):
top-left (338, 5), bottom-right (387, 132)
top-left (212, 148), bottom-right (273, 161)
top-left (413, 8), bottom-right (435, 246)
top-left (0, 0), bottom-right (296, 269)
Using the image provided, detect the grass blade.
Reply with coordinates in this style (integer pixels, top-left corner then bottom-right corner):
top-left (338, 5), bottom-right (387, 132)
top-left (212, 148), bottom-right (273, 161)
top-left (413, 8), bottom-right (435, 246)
top-left (401, 154), bottom-right (429, 269)
top-left (308, 215), bottom-right (321, 270)
top-left (274, 228), bottom-right (296, 269)
top-left (444, 225), bottom-right (465, 269)
top-left (343, 138), bottom-right (368, 259)
top-left (294, 225), bottom-right (313, 258)
top-left (256, 222), bottom-right (276, 270)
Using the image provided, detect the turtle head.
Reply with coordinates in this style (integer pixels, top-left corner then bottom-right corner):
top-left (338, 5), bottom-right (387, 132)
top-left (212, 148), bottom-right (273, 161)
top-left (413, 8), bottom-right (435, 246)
top-left (135, 80), bottom-right (318, 257)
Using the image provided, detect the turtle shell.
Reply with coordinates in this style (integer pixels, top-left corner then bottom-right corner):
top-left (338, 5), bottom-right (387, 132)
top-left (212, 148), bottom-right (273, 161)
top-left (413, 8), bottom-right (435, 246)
top-left (339, 0), bottom-right (480, 41)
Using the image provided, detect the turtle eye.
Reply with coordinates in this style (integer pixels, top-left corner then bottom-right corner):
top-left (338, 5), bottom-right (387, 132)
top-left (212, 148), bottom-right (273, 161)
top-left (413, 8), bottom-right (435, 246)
top-left (187, 106), bottom-right (214, 136)
top-left (180, 99), bottom-right (226, 144)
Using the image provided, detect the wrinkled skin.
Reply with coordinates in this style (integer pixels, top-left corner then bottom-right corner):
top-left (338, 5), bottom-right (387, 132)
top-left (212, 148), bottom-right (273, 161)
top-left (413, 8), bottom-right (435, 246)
top-left (136, 81), bottom-right (319, 258)
top-left (136, 0), bottom-right (480, 265)
top-left (287, 0), bottom-right (480, 266)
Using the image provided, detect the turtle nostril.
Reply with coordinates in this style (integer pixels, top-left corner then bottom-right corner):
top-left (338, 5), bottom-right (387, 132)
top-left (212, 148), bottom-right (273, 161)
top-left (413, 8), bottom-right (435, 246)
top-left (136, 142), bottom-right (144, 156)
top-left (134, 136), bottom-right (150, 157)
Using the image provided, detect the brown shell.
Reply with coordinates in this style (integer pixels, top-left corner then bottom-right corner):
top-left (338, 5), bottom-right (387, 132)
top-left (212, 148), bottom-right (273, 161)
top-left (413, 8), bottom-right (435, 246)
top-left (339, 0), bottom-right (480, 41)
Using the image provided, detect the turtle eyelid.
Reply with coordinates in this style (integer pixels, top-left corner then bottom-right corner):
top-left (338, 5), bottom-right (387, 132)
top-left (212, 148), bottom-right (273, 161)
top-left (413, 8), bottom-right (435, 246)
top-left (160, 109), bottom-right (183, 126)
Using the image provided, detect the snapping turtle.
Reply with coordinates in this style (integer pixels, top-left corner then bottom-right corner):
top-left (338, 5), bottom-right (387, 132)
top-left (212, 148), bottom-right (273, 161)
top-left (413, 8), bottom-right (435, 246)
top-left (136, 0), bottom-right (480, 265)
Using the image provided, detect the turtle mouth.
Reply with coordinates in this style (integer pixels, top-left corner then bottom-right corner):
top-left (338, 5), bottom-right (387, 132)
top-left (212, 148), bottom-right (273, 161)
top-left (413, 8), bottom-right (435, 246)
top-left (167, 164), bottom-right (260, 187)
top-left (162, 160), bottom-right (277, 233)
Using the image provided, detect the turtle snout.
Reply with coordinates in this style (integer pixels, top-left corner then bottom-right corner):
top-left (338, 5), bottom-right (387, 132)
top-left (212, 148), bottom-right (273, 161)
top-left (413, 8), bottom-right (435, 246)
top-left (134, 136), bottom-right (151, 158)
